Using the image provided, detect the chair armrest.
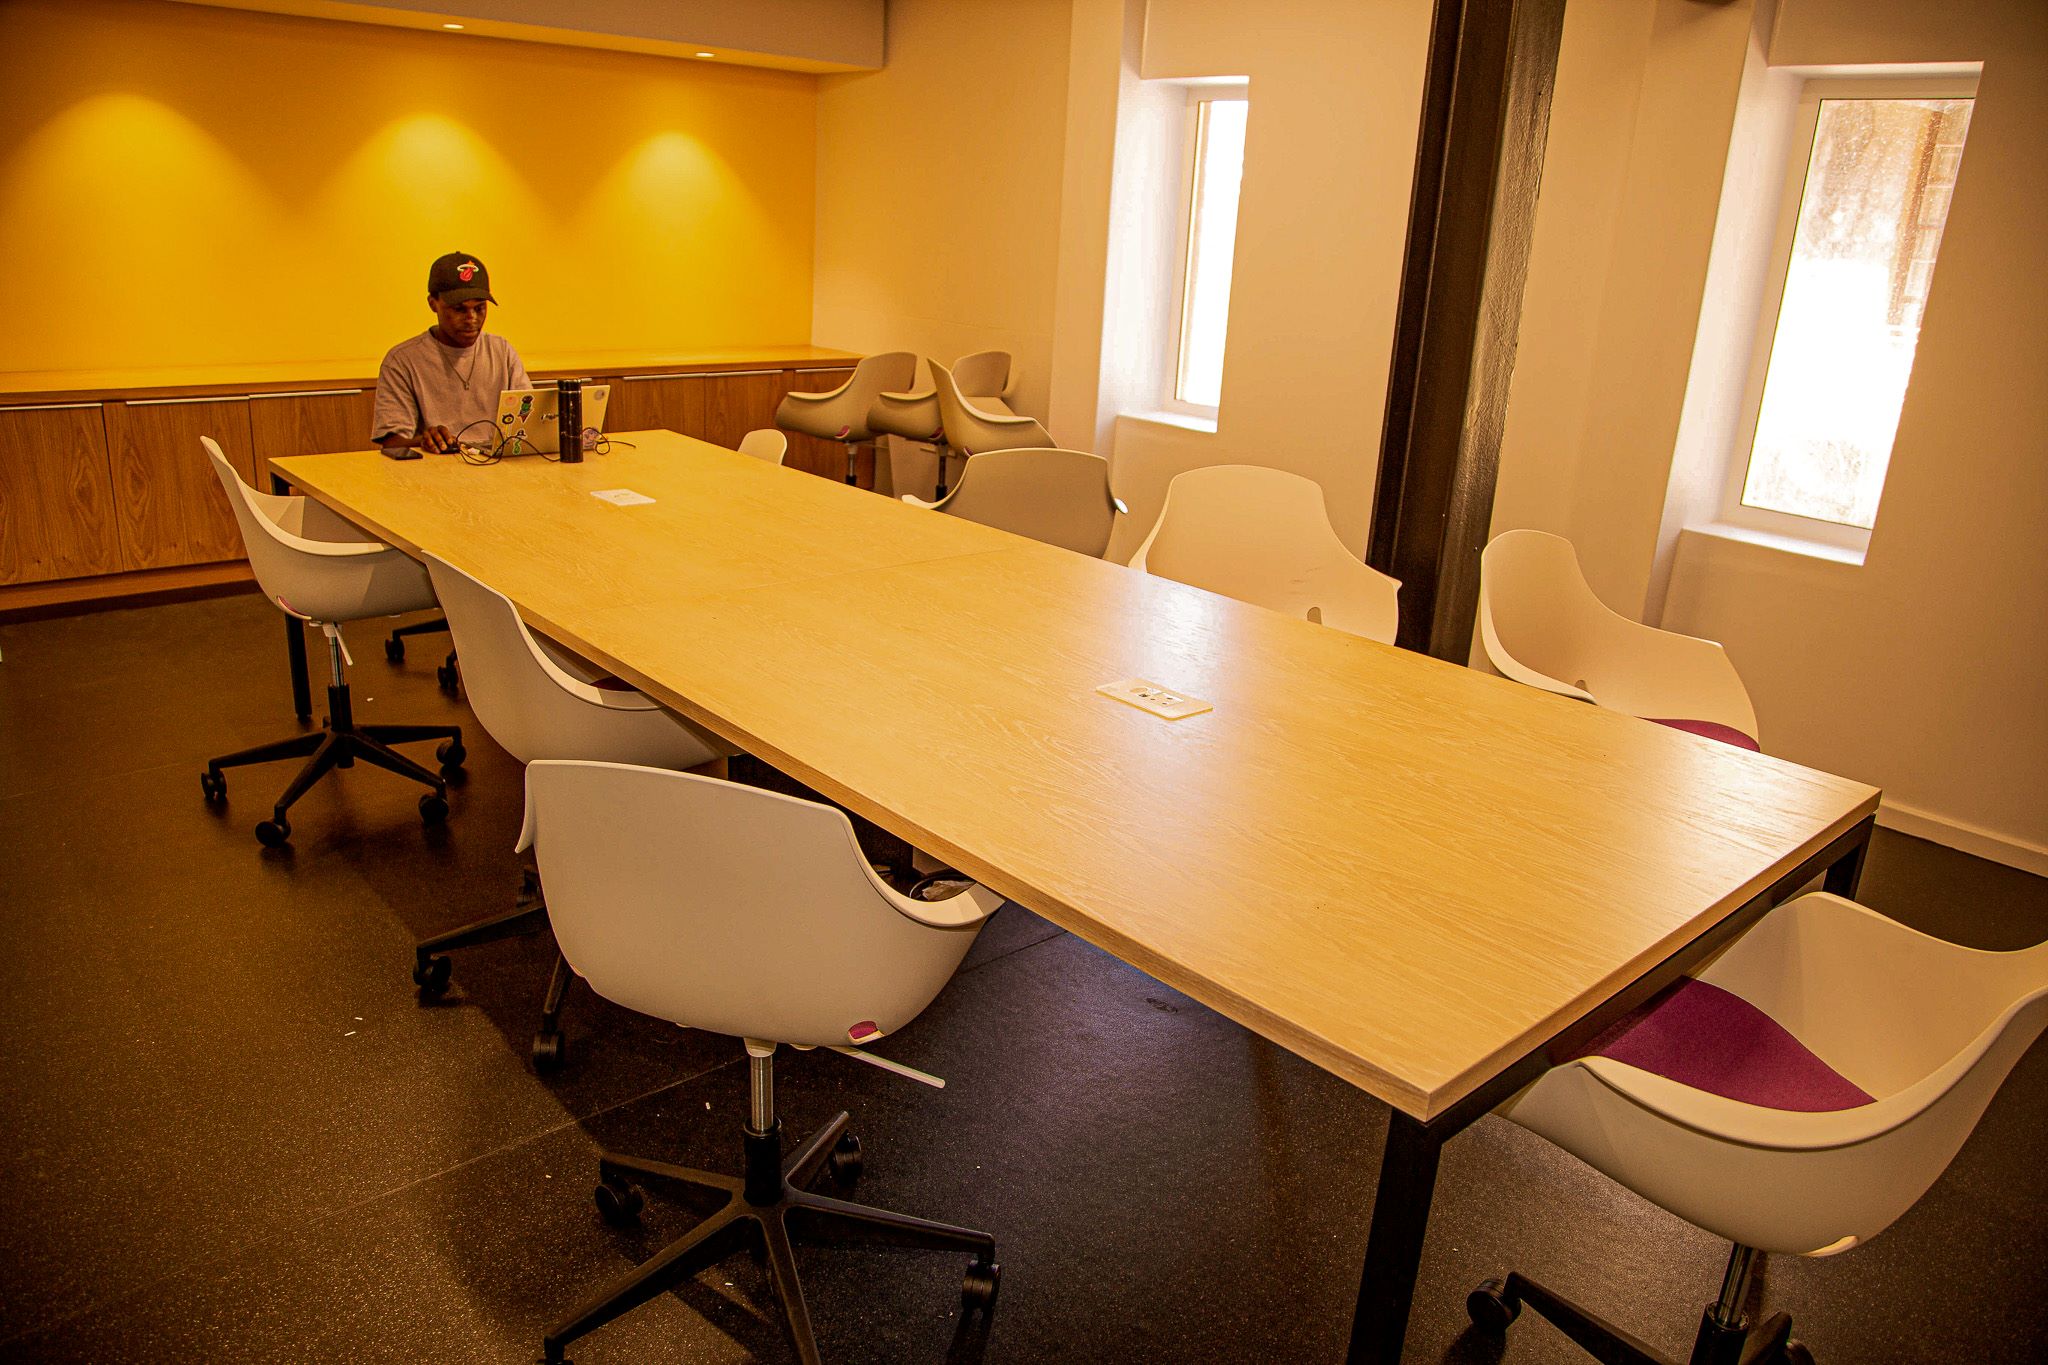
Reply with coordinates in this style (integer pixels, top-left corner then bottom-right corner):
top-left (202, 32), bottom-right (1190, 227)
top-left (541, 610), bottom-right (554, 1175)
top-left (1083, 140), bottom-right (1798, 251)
top-left (899, 490), bottom-right (955, 513)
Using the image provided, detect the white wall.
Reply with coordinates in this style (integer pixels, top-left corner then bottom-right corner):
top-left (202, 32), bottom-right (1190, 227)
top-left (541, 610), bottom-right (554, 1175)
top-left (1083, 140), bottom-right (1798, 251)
top-left (1096, 0), bottom-right (1432, 563)
top-left (810, 0), bottom-right (1072, 499)
top-left (1495, 0), bottom-right (2047, 869)
top-left (1664, 0), bottom-right (2047, 868)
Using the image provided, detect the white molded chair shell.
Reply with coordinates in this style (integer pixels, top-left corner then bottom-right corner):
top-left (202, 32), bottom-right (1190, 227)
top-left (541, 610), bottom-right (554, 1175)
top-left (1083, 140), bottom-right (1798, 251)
top-left (947, 350), bottom-right (1012, 400)
top-left (1129, 464), bottom-right (1400, 645)
top-left (204, 439), bottom-right (435, 625)
top-left (736, 429), bottom-right (787, 465)
top-left (867, 352), bottom-right (1015, 446)
top-left (867, 386), bottom-right (942, 443)
top-left (1500, 892), bottom-right (2048, 1257)
top-left (930, 360), bottom-right (1051, 455)
top-left (774, 353), bottom-right (917, 445)
top-left (519, 760), bottom-right (1000, 1048)
top-left (421, 554), bottom-right (725, 770)
top-left (1479, 529), bottom-right (1759, 741)
top-left (901, 448), bottom-right (1123, 558)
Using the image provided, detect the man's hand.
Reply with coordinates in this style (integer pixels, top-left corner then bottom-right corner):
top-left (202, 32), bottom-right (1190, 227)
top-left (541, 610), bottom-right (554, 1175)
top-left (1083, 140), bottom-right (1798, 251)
top-left (419, 424), bottom-right (456, 454)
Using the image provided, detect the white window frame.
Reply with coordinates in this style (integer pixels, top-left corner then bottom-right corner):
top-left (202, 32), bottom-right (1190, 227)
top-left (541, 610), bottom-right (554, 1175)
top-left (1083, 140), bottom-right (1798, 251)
top-left (1720, 73), bottom-right (1978, 554)
top-left (1160, 84), bottom-right (1248, 422)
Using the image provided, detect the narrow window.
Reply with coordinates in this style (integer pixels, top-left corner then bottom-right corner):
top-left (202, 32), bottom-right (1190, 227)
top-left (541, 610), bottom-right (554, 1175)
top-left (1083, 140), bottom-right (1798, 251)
top-left (1171, 91), bottom-right (1248, 415)
top-left (1739, 92), bottom-right (1973, 532)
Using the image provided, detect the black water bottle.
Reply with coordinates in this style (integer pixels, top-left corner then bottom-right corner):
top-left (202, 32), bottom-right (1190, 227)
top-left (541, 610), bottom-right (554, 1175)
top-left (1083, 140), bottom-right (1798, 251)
top-left (557, 378), bottom-right (583, 464)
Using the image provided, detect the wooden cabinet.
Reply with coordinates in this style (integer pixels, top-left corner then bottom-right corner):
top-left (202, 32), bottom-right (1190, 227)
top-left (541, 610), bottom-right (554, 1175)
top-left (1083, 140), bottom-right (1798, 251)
top-left (104, 397), bottom-right (256, 569)
top-left (249, 389), bottom-right (375, 467)
top-left (777, 368), bottom-right (859, 483)
top-left (603, 376), bottom-right (707, 441)
top-left (0, 403), bottom-right (124, 585)
top-left (702, 370), bottom-right (788, 452)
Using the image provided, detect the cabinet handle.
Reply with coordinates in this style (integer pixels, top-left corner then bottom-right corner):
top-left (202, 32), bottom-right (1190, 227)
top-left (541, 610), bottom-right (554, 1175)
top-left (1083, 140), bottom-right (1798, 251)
top-left (696, 369), bottom-right (779, 378)
top-left (251, 389), bottom-right (364, 399)
top-left (0, 401), bottom-right (100, 412)
top-left (125, 395), bottom-right (250, 406)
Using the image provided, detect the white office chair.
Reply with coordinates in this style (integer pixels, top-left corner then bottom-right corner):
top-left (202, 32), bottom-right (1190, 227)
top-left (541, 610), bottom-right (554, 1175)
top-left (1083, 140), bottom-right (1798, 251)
top-left (410, 552), bottom-right (725, 1066)
top-left (523, 760), bottom-right (1003, 1364)
top-left (901, 447), bottom-right (1127, 558)
top-left (930, 358), bottom-right (1052, 461)
top-left (736, 428), bottom-right (788, 465)
top-left (1469, 891), bottom-right (2048, 1364)
top-left (870, 351), bottom-right (1021, 498)
top-left (1129, 464), bottom-right (1402, 645)
top-left (773, 352), bottom-right (917, 486)
top-left (198, 439), bottom-right (462, 847)
top-left (1479, 529), bottom-right (1760, 749)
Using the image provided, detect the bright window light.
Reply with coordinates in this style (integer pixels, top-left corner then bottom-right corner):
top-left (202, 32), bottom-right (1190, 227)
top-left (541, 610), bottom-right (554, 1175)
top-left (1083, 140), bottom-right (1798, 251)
top-left (1742, 96), bottom-right (1973, 529)
top-left (1174, 96), bottom-right (1247, 412)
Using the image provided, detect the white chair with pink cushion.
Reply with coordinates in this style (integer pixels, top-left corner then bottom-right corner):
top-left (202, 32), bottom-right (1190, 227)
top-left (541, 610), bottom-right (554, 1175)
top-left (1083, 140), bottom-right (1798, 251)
top-left (1479, 529), bottom-right (1761, 749)
top-left (1466, 890), bottom-right (2048, 1364)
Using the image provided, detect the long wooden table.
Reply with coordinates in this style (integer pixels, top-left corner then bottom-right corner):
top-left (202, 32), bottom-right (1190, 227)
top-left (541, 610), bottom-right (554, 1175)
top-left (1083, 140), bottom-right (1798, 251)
top-left (274, 430), bottom-right (1880, 1361)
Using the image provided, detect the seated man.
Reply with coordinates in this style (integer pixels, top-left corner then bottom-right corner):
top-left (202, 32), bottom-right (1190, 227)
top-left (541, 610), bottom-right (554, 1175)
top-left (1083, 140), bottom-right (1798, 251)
top-left (372, 251), bottom-right (530, 453)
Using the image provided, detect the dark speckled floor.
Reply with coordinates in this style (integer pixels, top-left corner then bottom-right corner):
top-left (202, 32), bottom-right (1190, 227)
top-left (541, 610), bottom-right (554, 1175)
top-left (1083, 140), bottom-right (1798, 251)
top-left (1, 592), bottom-right (2043, 1364)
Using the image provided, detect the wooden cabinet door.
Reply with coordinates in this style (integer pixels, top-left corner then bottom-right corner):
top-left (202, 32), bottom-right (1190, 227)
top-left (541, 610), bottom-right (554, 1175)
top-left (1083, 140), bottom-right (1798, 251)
top-left (777, 368), bottom-right (858, 483)
top-left (248, 389), bottom-right (376, 475)
top-left (0, 402), bottom-right (124, 585)
top-left (104, 397), bottom-right (257, 569)
top-left (703, 370), bottom-right (787, 453)
top-left (603, 376), bottom-right (707, 440)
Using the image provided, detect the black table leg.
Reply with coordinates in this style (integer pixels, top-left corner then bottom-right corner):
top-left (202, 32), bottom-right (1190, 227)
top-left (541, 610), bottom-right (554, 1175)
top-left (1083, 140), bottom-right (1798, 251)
top-left (1345, 1111), bottom-right (1445, 1363)
top-left (1823, 826), bottom-right (1870, 898)
top-left (270, 470), bottom-right (312, 721)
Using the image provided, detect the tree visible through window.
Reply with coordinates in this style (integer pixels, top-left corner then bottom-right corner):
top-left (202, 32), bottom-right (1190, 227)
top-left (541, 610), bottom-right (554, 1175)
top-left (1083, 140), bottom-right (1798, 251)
top-left (1742, 97), bottom-right (1973, 529)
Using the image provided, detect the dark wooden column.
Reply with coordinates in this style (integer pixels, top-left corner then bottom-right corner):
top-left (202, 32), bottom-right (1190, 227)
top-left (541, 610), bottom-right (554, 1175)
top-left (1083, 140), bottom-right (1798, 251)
top-left (1367, 0), bottom-right (1566, 660)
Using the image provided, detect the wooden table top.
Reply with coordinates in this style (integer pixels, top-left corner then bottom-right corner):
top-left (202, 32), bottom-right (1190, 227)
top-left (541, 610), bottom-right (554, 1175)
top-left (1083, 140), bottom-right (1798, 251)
top-left (278, 432), bottom-right (1881, 1121)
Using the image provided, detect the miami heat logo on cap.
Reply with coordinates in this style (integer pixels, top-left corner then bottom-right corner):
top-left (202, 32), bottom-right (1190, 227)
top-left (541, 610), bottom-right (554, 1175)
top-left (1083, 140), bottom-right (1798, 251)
top-left (457, 261), bottom-right (478, 282)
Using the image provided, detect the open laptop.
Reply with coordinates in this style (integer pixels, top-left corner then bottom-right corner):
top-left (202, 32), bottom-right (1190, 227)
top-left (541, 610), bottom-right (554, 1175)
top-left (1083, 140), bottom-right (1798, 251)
top-left (491, 384), bottom-right (611, 455)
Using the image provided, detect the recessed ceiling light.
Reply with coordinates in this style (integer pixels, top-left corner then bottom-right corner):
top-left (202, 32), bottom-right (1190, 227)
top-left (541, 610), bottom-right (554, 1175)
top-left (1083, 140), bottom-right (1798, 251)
top-left (695, 51), bottom-right (716, 58)
top-left (443, 22), bottom-right (464, 30)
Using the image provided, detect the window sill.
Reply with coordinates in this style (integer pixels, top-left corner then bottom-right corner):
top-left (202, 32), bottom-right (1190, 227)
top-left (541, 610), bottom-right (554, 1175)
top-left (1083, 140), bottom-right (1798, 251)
top-left (1121, 409), bottom-right (1218, 436)
top-left (1685, 521), bottom-right (1866, 567)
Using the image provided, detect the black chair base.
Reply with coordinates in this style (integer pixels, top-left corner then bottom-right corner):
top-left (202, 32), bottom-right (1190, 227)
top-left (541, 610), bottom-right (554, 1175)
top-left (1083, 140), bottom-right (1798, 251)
top-left (544, 1111), bottom-right (998, 1365)
top-left (384, 616), bottom-right (459, 694)
top-left (1468, 1271), bottom-right (1814, 1365)
top-left (202, 680), bottom-right (461, 847)
top-left (412, 868), bottom-right (577, 1071)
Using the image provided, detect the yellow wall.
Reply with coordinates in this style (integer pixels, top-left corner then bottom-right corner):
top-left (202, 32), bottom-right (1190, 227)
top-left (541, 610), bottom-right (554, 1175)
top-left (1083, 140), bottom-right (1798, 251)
top-left (0, 0), bottom-right (818, 375)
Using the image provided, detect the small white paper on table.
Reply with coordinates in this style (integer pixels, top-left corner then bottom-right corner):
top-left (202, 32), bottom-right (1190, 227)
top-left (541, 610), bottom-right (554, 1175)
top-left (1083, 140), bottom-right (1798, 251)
top-left (591, 488), bottom-right (655, 507)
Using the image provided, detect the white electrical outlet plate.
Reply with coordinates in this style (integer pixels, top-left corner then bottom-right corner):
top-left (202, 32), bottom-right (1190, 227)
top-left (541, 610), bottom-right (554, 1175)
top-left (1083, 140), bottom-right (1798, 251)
top-left (1096, 678), bottom-right (1213, 720)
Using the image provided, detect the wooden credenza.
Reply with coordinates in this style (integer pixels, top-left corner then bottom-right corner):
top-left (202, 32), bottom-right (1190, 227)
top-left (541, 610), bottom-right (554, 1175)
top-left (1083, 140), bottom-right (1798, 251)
top-left (0, 348), bottom-right (859, 613)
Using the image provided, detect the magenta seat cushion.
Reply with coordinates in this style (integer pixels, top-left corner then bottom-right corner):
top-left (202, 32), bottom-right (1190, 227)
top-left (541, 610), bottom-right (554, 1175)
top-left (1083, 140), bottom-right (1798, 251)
top-left (1648, 717), bottom-right (1761, 751)
top-left (1566, 978), bottom-right (1874, 1112)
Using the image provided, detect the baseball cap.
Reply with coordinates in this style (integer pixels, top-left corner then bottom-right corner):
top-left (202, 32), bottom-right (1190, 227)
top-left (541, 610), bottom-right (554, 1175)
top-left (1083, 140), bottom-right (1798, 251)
top-left (427, 252), bottom-right (496, 304)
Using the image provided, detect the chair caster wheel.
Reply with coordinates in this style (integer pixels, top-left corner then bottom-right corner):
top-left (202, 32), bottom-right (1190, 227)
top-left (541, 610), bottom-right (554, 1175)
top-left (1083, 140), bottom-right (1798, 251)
top-left (436, 739), bottom-right (466, 769)
top-left (1780, 1341), bottom-right (1816, 1365)
top-left (413, 954), bottom-right (452, 999)
top-left (437, 658), bottom-right (459, 693)
top-left (594, 1177), bottom-right (643, 1227)
top-left (1466, 1278), bottom-right (1520, 1334)
top-left (255, 817), bottom-right (291, 847)
top-left (962, 1259), bottom-right (1000, 1312)
top-left (419, 793), bottom-right (449, 825)
top-left (200, 770), bottom-right (226, 803)
top-left (533, 1029), bottom-right (566, 1071)
top-left (828, 1132), bottom-right (863, 1187)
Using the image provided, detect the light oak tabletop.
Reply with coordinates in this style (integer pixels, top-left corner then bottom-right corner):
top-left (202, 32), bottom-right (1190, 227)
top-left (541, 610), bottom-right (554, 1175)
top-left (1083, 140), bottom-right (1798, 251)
top-left (278, 431), bottom-right (1881, 1121)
